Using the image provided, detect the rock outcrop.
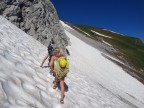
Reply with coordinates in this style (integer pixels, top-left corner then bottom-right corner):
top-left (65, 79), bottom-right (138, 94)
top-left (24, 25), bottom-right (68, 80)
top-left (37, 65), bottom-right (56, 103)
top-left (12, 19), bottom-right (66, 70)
top-left (0, 0), bottom-right (69, 54)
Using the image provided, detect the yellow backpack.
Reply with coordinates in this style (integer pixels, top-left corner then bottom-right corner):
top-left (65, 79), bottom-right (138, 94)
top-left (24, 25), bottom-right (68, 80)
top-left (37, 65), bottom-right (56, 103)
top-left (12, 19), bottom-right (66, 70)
top-left (54, 57), bottom-right (69, 79)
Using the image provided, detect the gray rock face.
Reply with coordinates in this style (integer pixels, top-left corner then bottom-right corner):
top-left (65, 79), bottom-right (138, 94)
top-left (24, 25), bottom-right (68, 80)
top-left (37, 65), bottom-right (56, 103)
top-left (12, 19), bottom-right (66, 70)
top-left (0, 0), bottom-right (69, 54)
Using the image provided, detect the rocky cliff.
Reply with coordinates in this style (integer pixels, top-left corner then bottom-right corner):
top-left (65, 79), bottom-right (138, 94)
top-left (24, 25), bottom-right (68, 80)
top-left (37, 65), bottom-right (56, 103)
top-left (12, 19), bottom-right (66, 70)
top-left (0, 0), bottom-right (69, 54)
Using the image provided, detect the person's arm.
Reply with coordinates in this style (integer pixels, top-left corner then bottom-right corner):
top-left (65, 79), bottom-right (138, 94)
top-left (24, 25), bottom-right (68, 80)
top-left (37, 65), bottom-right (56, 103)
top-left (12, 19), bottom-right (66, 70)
top-left (50, 56), bottom-right (57, 76)
top-left (40, 53), bottom-right (49, 67)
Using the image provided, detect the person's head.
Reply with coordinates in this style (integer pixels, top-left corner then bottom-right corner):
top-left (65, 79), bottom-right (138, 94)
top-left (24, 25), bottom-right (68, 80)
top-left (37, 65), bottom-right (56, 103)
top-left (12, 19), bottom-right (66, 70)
top-left (54, 47), bottom-right (60, 55)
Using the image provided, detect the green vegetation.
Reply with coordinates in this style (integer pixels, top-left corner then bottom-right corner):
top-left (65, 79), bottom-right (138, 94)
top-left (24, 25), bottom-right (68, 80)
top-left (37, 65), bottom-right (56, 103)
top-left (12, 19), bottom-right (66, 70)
top-left (70, 24), bottom-right (144, 71)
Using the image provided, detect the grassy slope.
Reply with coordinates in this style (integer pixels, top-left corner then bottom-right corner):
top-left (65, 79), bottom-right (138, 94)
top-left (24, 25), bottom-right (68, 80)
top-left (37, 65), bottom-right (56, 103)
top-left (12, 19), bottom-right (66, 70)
top-left (68, 24), bottom-right (144, 72)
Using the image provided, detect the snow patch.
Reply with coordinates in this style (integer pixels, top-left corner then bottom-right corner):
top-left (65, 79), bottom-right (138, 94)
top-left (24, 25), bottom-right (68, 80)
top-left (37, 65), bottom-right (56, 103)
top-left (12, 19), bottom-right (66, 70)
top-left (102, 40), bottom-right (112, 46)
top-left (103, 29), bottom-right (124, 35)
top-left (91, 30), bottom-right (112, 38)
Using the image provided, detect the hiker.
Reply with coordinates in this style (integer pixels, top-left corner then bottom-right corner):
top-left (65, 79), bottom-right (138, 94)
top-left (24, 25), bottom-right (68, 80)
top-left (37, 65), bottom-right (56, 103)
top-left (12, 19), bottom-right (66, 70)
top-left (40, 39), bottom-right (54, 67)
top-left (50, 47), bottom-right (69, 104)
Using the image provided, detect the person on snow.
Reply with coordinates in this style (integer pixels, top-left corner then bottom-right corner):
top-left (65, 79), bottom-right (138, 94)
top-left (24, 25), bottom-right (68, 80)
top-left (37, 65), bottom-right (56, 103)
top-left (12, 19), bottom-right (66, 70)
top-left (50, 47), bottom-right (69, 104)
top-left (40, 39), bottom-right (54, 67)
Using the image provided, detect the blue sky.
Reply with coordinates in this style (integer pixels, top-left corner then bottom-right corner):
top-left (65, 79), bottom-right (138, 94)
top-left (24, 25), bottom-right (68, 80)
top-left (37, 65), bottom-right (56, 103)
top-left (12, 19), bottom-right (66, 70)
top-left (51, 0), bottom-right (144, 40)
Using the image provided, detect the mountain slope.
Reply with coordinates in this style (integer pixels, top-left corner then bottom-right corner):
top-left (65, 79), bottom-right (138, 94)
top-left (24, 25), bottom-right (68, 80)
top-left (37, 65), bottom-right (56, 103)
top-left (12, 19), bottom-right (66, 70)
top-left (69, 24), bottom-right (144, 69)
top-left (66, 23), bottom-right (144, 84)
top-left (1, 16), bottom-right (144, 108)
top-left (61, 21), bottom-right (144, 108)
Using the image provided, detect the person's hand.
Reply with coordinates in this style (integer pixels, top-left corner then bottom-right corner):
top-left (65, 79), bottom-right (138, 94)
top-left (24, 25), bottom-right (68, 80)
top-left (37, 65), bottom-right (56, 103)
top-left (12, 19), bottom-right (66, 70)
top-left (53, 70), bottom-right (56, 77)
